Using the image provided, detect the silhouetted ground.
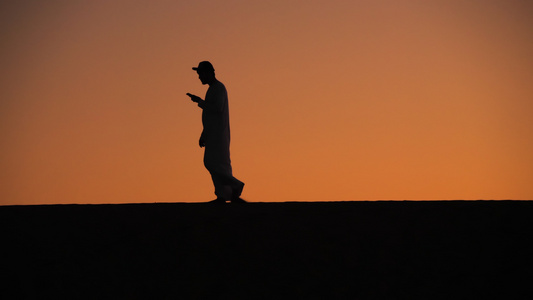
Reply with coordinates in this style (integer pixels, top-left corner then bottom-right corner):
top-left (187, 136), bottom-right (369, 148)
top-left (1, 201), bottom-right (532, 299)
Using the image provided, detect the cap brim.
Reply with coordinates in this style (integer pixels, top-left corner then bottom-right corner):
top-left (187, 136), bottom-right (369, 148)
top-left (192, 67), bottom-right (198, 70)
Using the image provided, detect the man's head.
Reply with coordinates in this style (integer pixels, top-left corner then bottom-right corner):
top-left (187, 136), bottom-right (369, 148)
top-left (193, 61), bottom-right (215, 85)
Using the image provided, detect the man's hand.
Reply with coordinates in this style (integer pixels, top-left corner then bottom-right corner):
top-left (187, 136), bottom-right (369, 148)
top-left (199, 136), bottom-right (205, 148)
top-left (186, 93), bottom-right (202, 103)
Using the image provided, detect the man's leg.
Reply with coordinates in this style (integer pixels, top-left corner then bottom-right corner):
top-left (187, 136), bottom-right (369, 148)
top-left (218, 174), bottom-right (245, 201)
top-left (210, 171), bottom-right (244, 201)
top-left (229, 177), bottom-right (245, 199)
top-left (209, 172), bottom-right (232, 201)
top-left (204, 146), bottom-right (244, 201)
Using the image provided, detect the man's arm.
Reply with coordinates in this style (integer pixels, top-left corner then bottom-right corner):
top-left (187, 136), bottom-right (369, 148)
top-left (186, 93), bottom-right (202, 103)
top-left (198, 86), bottom-right (225, 112)
top-left (186, 92), bottom-right (221, 111)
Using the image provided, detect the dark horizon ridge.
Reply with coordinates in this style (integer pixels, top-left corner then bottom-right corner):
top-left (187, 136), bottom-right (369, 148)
top-left (2, 199), bottom-right (530, 299)
top-left (1, 199), bottom-right (531, 208)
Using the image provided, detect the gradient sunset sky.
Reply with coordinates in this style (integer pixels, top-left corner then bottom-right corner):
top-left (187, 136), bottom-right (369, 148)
top-left (1, 0), bottom-right (532, 205)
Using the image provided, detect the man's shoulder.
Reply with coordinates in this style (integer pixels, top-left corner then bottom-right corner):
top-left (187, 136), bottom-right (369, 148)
top-left (214, 80), bottom-right (226, 90)
top-left (211, 80), bottom-right (227, 94)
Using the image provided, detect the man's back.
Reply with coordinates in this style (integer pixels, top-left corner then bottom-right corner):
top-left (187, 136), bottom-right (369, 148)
top-left (202, 80), bottom-right (230, 145)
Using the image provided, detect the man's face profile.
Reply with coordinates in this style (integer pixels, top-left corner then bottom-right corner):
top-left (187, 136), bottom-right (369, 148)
top-left (197, 70), bottom-right (208, 85)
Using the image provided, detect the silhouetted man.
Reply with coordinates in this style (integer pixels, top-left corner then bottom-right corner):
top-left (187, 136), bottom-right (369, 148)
top-left (187, 61), bottom-right (245, 204)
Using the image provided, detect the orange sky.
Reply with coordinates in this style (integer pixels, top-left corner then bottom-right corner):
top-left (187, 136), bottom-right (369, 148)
top-left (1, 0), bottom-right (532, 205)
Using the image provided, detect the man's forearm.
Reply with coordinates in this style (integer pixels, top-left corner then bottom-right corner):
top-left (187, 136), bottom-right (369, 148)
top-left (197, 99), bottom-right (222, 112)
top-left (197, 99), bottom-right (206, 109)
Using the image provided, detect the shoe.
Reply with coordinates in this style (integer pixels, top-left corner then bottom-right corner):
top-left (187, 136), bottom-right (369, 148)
top-left (207, 198), bottom-right (227, 204)
top-left (230, 197), bottom-right (247, 204)
top-left (232, 182), bottom-right (245, 200)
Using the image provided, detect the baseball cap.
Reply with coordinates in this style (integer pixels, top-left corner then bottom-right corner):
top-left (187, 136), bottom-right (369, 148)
top-left (192, 61), bottom-right (215, 72)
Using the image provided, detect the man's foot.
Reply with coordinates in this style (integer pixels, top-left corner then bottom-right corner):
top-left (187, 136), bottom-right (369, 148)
top-left (232, 182), bottom-right (245, 201)
top-left (207, 198), bottom-right (227, 204)
top-left (230, 197), bottom-right (247, 204)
